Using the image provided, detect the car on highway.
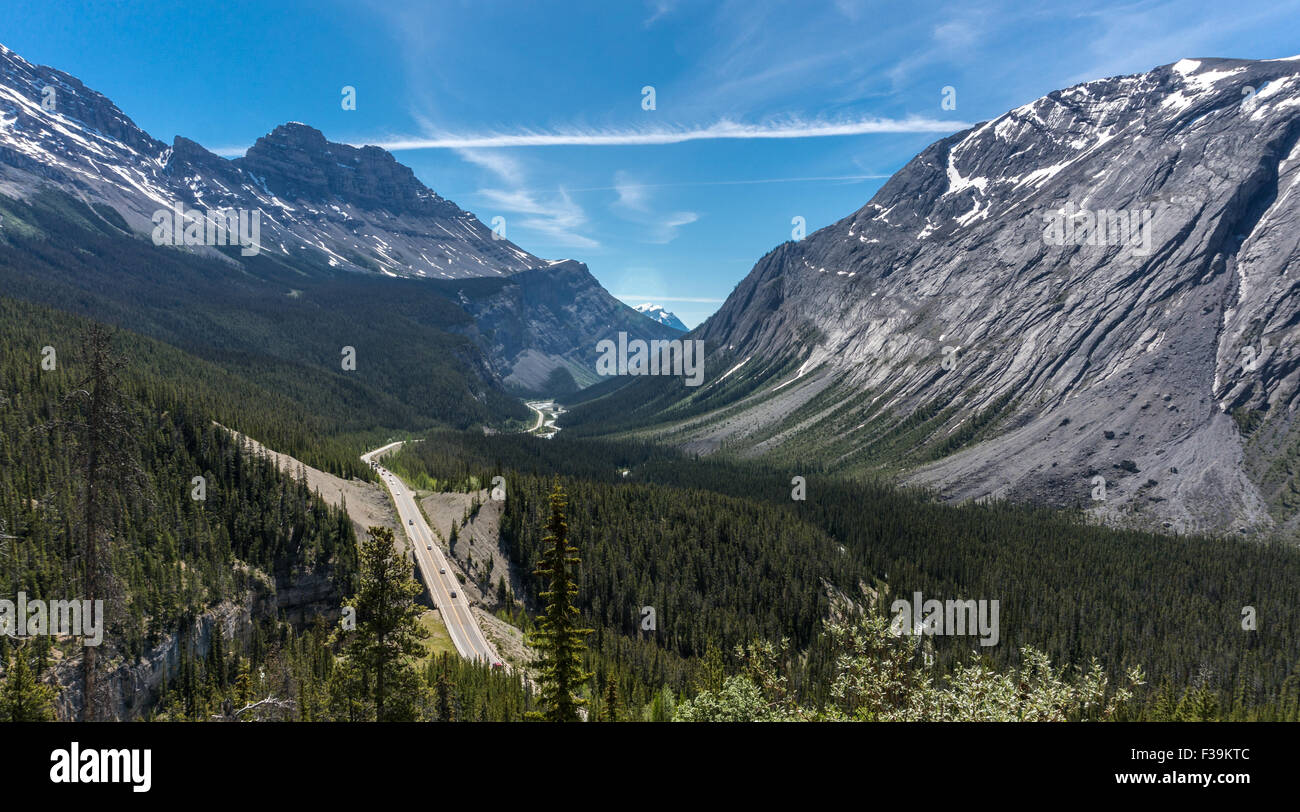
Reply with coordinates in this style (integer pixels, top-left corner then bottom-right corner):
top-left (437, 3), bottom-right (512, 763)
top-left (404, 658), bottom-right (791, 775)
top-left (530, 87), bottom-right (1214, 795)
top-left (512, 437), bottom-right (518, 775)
top-left (426, 543), bottom-right (432, 550)
top-left (449, 591), bottom-right (457, 599)
top-left (439, 567), bottom-right (445, 574)
top-left (409, 519), bottom-right (414, 525)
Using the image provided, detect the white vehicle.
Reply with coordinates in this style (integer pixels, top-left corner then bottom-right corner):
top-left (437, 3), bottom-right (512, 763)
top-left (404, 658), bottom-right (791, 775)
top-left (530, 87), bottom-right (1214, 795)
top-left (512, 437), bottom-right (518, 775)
top-left (439, 567), bottom-right (445, 574)
top-left (426, 543), bottom-right (432, 550)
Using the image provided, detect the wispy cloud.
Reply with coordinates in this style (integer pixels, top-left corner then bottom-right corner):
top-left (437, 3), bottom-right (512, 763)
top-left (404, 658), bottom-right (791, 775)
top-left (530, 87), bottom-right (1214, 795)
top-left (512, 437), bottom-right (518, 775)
top-left (452, 147), bottom-right (599, 249)
top-left (612, 170), bottom-right (698, 244)
top-left (455, 148), bottom-right (525, 185)
top-left (614, 294), bottom-right (727, 303)
top-left (643, 0), bottom-right (676, 26)
top-left (355, 116), bottom-right (971, 151)
top-left (569, 174), bottom-right (887, 192)
top-left (477, 186), bottom-right (597, 250)
top-left (1062, 0), bottom-right (1300, 85)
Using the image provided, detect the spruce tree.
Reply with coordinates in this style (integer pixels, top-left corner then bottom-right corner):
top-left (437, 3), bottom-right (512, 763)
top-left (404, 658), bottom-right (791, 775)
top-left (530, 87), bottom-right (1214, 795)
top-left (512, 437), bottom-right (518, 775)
top-left (344, 526), bottom-right (427, 721)
top-left (527, 481), bottom-right (592, 721)
top-left (603, 676), bottom-right (619, 722)
top-left (435, 655), bottom-right (456, 722)
top-left (0, 644), bottom-right (56, 722)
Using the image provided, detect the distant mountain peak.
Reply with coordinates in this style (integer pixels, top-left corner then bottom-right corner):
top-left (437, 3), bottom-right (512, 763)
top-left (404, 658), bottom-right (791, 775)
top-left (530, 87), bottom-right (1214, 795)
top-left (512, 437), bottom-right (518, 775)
top-left (633, 303), bottom-right (688, 332)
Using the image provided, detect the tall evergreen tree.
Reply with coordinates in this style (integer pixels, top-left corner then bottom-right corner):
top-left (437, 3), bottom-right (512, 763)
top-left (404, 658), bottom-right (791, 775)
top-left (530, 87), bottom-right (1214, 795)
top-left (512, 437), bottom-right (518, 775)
top-left (602, 676), bottom-right (619, 722)
top-left (0, 643), bottom-right (56, 722)
top-left (527, 481), bottom-right (592, 721)
top-left (344, 526), bottom-right (427, 721)
top-left (434, 654), bottom-right (456, 722)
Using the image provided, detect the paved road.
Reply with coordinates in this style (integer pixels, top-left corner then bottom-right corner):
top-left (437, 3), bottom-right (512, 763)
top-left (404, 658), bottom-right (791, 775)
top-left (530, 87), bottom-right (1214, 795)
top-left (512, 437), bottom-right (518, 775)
top-left (524, 401), bottom-right (546, 432)
top-left (361, 442), bottom-right (499, 665)
top-left (524, 400), bottom-right (563, 437)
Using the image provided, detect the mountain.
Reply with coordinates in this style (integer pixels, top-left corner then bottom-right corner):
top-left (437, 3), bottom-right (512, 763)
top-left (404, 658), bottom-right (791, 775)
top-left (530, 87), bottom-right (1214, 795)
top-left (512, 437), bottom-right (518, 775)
top-left (0, 43), bottom-right (538, 279)
top-left (453, 260), bottom-right (681, 393)
top-left (568, 56), bottom-right (1300, 536)
top-left (633, 303), bottom-right (688, 332)
top-left (0, 42), bottom-right (673, 414)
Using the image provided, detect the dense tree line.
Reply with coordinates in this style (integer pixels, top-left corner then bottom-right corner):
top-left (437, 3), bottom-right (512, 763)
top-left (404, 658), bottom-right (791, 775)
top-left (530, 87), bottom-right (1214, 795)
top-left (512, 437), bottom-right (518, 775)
top-left (388, 429), bottom-right (1300, 718)
top-left (0, 307), bottom-right (358, 717)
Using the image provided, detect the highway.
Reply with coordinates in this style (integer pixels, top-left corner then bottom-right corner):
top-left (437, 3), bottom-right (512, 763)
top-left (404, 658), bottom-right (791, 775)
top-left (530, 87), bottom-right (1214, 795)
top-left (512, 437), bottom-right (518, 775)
top-left (524, 399), bottom-right (563, 437)
top-left (361, 441), bottom-right (499, 665)
top-left (524, 400), bottom-right (546, 432)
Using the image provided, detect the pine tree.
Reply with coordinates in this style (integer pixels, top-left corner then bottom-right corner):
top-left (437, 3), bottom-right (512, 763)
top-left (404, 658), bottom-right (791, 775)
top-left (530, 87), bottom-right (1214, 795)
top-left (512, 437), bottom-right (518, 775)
top-left (699, 643), bottom-right (727, 693)
top-left (527, 481), bottom-right (592, 721)
top-left (0, 643), bottom-right (57, 722)
top-left (435, 655), bottom-right (456, 722)
top-left (344, 526), bottom-right (428, 721)
top-left (603, 676), bottom-right (619, 722)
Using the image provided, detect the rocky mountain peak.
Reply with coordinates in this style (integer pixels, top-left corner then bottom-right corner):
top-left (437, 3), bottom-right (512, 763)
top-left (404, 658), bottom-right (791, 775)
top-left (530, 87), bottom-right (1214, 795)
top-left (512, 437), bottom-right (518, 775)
top-left (0, 40), bottom-right (545, 279)
top-left (236, 122), bottom-right (458, 217)
top-left (0, 44), bottom-right (163, 158)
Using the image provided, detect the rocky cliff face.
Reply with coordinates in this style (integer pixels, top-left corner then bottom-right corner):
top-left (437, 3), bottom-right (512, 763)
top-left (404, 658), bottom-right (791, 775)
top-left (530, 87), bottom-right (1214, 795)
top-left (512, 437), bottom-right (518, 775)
top-left (49, 568), bottom-right (342, 721)
top-left (165, 122), bottom-right (543, 278)
top-left (650, 56), bottom-right (1300, 535)
top-left (455, 259), bottom-right (682, 392)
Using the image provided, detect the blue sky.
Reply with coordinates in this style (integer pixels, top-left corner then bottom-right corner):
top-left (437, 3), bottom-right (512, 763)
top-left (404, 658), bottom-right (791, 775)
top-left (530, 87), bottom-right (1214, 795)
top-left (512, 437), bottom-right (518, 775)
top-left (5, 0), bottom-right (1299, 326)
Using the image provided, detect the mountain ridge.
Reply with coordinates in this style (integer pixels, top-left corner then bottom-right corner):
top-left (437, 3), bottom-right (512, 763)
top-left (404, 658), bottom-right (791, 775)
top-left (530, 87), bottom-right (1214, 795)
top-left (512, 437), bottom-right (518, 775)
top-left (569, 55), bottom-right (1300, 536)
top-left (0, 42), bottom-right (539, 279)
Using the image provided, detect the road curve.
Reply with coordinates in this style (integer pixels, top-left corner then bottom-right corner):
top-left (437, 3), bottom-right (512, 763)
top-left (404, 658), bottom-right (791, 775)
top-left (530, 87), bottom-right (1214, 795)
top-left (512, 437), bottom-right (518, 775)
top-left (361, 442), bottom-right (499, 665)
top-left (524, 401), bottom-right (546, 432)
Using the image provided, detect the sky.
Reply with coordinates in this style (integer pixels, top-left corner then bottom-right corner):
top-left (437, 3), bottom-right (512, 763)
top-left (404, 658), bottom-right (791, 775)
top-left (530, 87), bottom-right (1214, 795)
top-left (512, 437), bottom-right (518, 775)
top-left (5, 0), bottom-right (1300, 326)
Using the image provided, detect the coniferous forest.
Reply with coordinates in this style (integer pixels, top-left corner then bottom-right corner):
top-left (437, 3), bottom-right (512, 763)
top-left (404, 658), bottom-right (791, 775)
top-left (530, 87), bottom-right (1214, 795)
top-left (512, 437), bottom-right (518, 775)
top-left (11, 296), bottom-right (1299, 721)
top-left (5, 232), bottom-right (1300, 722)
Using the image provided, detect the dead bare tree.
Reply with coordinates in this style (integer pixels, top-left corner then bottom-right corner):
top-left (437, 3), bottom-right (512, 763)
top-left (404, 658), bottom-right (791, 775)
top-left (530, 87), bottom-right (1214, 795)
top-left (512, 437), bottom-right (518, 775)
top-left (210, 696), bottom-right (297, 722)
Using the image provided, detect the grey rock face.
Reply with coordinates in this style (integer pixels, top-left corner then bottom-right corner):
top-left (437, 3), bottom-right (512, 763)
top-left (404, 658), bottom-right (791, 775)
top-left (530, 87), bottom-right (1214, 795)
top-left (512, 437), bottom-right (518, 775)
top-left (456, 260), bottom-right (682, 392)
top-left (0, 44), bottom-right (539, 279)
top-left (687, 56), bottom-right (1300, 535)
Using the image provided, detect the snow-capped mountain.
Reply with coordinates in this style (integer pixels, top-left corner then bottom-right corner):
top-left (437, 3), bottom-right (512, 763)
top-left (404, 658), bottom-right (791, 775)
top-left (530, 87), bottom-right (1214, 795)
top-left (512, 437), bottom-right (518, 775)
top-left (585, 56), bottom-right (1300, 535)
top-left (0, 42), bottom-right (537, 279)
top-left (0, 41), bottom-right (680, 395)
top-left (633, 303), bottom-right (688, 332)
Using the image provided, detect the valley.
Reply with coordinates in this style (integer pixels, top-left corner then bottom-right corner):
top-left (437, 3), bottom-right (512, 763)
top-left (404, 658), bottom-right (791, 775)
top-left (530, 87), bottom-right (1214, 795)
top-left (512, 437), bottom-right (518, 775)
top-left (1, 30), bottom-right (1299, 732)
